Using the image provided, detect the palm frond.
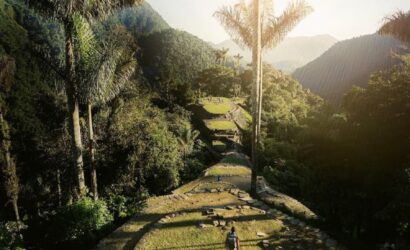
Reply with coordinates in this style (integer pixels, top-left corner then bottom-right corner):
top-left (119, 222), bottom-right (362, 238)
top-left (379, 11), bottom-right (410, 43)
top-left (262, 0), bottom-right (312, 49)
top-left (73, 12), bottom-right (98, 66)
top-left (214, 3), bottom-right (252, 49)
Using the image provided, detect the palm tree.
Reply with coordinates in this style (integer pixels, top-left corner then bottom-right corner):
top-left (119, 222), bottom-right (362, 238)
top-left (0, 55), bottom-right (20, 226)
top-left (26, 0), bottom-right (142, 195)
top-left (233, 53), bottom-right (244, 71)
top-left (379, 11), bottom-right (410, 43)
top-left (178, 127), bottom-right (200, 159)
top-left (215, 48), bottom-right (230, 65)
top-left (76, 23), bottom-right (137, 200)
top-left (215, 0), bottom-right (312, 194)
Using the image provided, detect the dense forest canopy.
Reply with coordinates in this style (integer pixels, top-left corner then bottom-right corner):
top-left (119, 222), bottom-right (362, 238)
top-left (1, 0), bottom-right (410, 249)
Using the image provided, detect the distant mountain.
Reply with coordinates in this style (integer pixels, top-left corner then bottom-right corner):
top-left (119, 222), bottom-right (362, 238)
top-left (214, 35), bottom-right (338, 72)
top-left (292, 34), bottom-right (410, 104)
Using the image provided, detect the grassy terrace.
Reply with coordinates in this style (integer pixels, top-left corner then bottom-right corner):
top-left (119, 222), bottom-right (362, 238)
top-left (205, 119), bottom-right (237, 131)
top-left (199, 97), bottom-right (234, 115)
top-left (212, 140), bottom-right (227, 151)
top-left (206, 165), bottom-right (251, 177)
top-left (136, 209), bottom-right (283, 250)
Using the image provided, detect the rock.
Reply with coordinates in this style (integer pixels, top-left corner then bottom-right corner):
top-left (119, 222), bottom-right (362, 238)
top-left (210, 189), bottom-right (218, 193)
top-left (199, 222), bottom-right (212, 228)
top-left (219, 220), bottom-right (226, 226)
top-left (226, 206), bottom-right (235, 210)
top-left (230, 189), bottom-right (239, 195)
top-left (267, 209), bottom-right (276, 214)
top-left (246, 199), bottom-right (257, 204)
top-left (239, 197), bottom-right (253, 202)
top-left (242, 205), bottom-right (251, 209)
top-left (213, 220), bottom-right (219, 226)
top-left (186, 193), bottom-right (193, 197)
top-left (325, 239), bottom-right (337, 247)
top-left (257, 232), bottom-right (267, 237)
top-left (238, 192), bottom-right (249, 198)
top-left (217, 187), bottom-right (223, 192)
top-left (262, 240), bottom-right (270, 248)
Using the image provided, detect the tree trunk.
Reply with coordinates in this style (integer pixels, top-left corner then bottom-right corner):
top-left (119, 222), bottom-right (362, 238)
top-left (88, 103), bottom-right (98, 200)
top-left (0, 110), bottom-right (20, 223)
top-left (64, 20), bottom-right (86, 195)
top-left (57, 168), bottom-right (62, 206)
top-left (251, 0), bottom-right (262, 195)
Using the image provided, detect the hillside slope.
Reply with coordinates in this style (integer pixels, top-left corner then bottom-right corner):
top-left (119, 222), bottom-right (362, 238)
top-left (215, 35), bottom-right (337, 72)
top-left (293, 34), bottom-right (410, 104)
top-left (116, 2), bottom-right (170, 35)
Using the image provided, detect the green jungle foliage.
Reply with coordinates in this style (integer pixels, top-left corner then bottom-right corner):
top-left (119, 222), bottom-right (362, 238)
top-left (258, 59), bottom-right (410, 246)
top-left (1, 0), bottom-right (410, 249)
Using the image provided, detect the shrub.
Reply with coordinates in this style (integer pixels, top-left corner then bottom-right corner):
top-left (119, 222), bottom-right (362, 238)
top-left (45, 197), bottom-right (113, 247)
top-left (0, 221), bottom-right (25, 250)
top-left (106, 194), bottom-right (142, 219)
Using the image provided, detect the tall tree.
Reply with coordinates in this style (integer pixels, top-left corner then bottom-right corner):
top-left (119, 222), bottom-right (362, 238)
top-left (379, 11), bottom-right (410, 43)
top-left (215, 48), bottom-right (229, 65)
top-left (0, 55), bottom-right (20, 224)
top-left (77, 24), bottom-right (137, 200)
top-left (214, 0), bottom-right (312, 194)
top-left (26, 0), bottom-right (142, 195)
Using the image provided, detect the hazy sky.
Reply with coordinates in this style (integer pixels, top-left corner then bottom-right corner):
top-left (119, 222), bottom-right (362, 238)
top-left (146, 0), bottom-right (410, 44)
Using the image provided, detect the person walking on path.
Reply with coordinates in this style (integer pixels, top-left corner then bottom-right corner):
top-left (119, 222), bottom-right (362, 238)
top-left (227, 226), bottom-right (240, 250)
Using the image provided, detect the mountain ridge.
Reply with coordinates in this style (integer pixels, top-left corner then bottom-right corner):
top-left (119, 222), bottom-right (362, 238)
top-left (292, 33), bottom-right (410, 104)
top-left (214, 34), bottom-right (338, 72)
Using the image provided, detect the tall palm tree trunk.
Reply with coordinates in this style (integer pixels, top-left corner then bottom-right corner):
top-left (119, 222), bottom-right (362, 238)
top-left (87, 103), bottom-right (98, 200)
top-left (257, 53), bottom-right (263, 137)
top-left (64, 20), bottom-right (86, 195)
top-left (251, 0), bottom-right (262, 195)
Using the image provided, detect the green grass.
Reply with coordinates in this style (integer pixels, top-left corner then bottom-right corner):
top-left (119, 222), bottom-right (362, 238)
top-left (137, 209), bottom-right (283, 250)
top-left (239, 106), bottom-right (252, 123)
top-left (205, 120), bottom-right (237, 131)
top-left (199, 97), bottom-right (233, 115)
top-left (207, 165), bottom-right (251, 177)
top-left (232, 97), bottom-right (246, 105)
top-left (220, 155), bottom-right (251, 167)
top-left (212, 140), bottom-right (227, 152)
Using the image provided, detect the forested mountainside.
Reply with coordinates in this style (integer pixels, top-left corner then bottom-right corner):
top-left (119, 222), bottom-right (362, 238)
top-left (215, 34), bottom-right (337, 72)
top-left (138, 29), bottom-right (217, 106)
top-left (293, 33), bottom-right (410, 104)
top-left (115, 2), bottom-right (170, 35)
